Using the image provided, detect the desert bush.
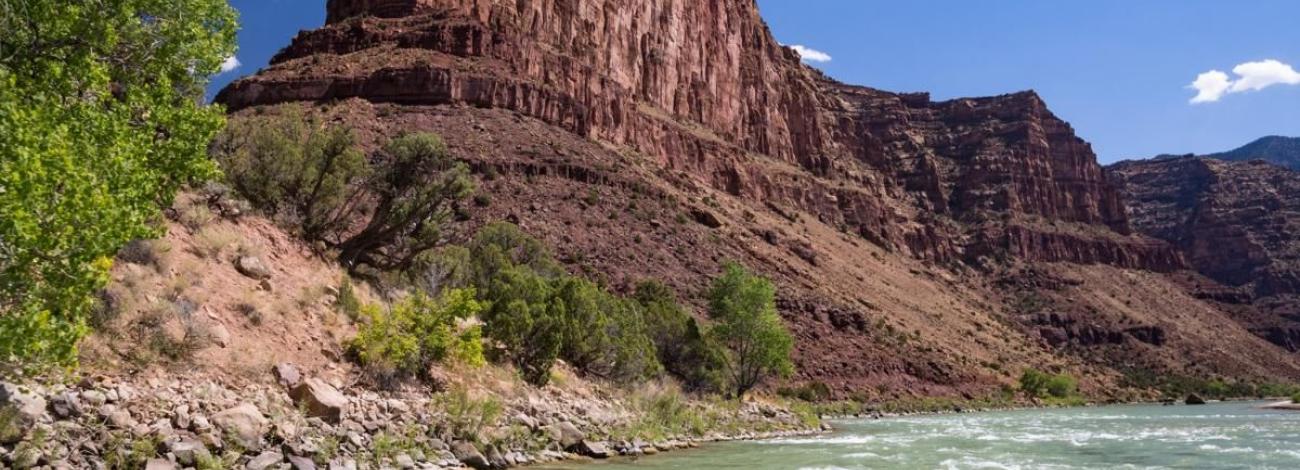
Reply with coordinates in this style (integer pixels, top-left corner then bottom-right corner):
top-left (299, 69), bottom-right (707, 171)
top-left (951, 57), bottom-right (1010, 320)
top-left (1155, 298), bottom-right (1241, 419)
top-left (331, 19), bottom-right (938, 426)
top-left (1045, 373), bottom-right (1077, 398)
top-left (479, 266), bottom-right (564, 386)
top-left (336, 133), bottom-right (474, 270)
top-left (707, 262), bottom-right (794, 398)
top-left (636, 280), bottom-right (727, 392)
top-left (432, 386), bottom-right (504, 443)
top-left (215, 122), bottom-right (474, 273)
top-left (350, 288), bottom-right (485, 383)
top-left (335, 277), bottom-right (363, 321)
top-left (1019, 368), bottom-right (1049, 398)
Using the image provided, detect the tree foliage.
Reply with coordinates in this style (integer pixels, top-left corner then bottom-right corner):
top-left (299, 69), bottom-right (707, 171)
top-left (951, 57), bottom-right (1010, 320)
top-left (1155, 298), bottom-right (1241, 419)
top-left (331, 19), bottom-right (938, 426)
top-left (706, 262), bottom-right (794, 398)
top-left (349, 288), bottom-right (485, 384)
top-left (636, 280), bottom-right (726, 392)
top-left (464, 223), bottom-right (663, 386)
top-left (214, 113), bottom-right (474, 273)
top-left (0, 0), bottom-right (236, 369)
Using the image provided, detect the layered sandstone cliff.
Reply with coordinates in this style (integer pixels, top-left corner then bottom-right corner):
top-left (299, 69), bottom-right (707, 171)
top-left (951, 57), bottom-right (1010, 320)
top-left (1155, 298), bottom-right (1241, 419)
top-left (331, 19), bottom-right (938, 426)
top-left (217, 0), bottom-right (1178, 271)
top-left (1109, 156), bottom-right (1300, 349)
top-left (214, 0), bottom-right (1300, 395)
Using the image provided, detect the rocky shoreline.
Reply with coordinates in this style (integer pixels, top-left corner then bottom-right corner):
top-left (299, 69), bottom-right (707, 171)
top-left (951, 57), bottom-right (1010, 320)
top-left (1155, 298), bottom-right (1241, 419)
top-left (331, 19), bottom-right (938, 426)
top-left (0, 366), bottom-right (825, 470)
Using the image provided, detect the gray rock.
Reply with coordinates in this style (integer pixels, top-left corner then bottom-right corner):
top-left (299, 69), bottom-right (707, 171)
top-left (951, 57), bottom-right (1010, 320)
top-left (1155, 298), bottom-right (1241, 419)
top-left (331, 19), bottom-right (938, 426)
top-left (485, 445), bottom-right (508, 468)
top-left (170, 439), bottom-right (210, 466)
top-left (49, 392), bottom-right (83, 419)
top-left (0, 383), bottom-right (46, 443)
top-left (144, 458), bottom-right (178, 470)
top-left (511, 413), bottom-right (538, 430)
top-left (451, 441), bottom-right (490, 470)
top-left (246, 451), bottom-right (284, 470)
top-left (99, 404), bottom-right (134, 429)
top-left (395, 453), bottom-right (415, 469)
top-left (235, 255), bottom-right (273, 280)
top-left (288, 454), bottom-right (318, 470)
top-left (211, 403), bottom-right (267, 450)
top-left (209, 322), bottom-right (231, 348)
top-left (274, 363), bottom-right (302, 389)
top-left (574, 440), bottom-right (610, 458)
top-left (328, 458), bottom-right (358, 470)
top-left (289, 379), bottom-right (347, 423)
top-left (553, 422), bottom-right (584, 449)
top-left (81, 390), bottom-right (107, 407)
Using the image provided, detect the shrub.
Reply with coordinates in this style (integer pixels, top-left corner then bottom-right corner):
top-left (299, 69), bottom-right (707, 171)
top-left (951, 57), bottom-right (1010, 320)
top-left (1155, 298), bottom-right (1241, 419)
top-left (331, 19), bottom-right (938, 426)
top-left (1045, 373), bottom-right (1077, 398)
top-left (350, 288), bottom-right (485, 383)
top-left (335, 278), bottom-right (363, 322)
top-left (707, 262), bottom-right (794, 398)
top-left (432, 387), bottom-right (504, 443)
top-left (479, 266), bottom-right (564, 386)
top-left (1291, 392), bottom-right (1300, 404)
top-left (636, 280), bottom-right (727, 392)
top-left (777, 382), bottom-right (833, 402)
top-left (335, 133), bottom-right (474, 271)
top-left (1019, 368), bottom-right (1049, 398)
top-left (213, 105), bottom-right (367, 239)
top-left (215, 115), bottom-right (472, 273)
top-left (0, 0), bottom-right (235, 371)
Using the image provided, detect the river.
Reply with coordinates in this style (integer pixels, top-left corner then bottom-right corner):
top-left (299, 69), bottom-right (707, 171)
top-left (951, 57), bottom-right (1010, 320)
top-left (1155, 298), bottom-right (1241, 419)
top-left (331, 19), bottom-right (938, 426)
top-left (549, 401), bottom-right (1300, 469)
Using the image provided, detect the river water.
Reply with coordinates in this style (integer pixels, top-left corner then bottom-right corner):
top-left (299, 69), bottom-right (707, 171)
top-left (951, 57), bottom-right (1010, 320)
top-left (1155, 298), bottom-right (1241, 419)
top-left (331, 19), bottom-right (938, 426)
top-left (552, 401), bottom-right (1300, 469)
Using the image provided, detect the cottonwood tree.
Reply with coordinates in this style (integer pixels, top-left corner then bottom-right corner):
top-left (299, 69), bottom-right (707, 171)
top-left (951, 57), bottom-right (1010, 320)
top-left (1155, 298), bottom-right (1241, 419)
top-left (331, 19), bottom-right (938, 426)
top-left (707, 262), bottom-right (794, 398)
top-left (0, 0), bottom-right (236, 369)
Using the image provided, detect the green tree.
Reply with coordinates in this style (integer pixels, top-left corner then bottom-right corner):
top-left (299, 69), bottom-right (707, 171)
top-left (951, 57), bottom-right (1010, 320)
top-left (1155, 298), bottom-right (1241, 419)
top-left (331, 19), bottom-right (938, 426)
top-left (706, 262), bottom-right (794, 398)
top-left (212, 105), bottom-right (368, 240)
top-left (479, 265), bottom-right (564, 386)
top-left (0, 0), bottom-right (237, 370)
top-left (636, 280), bottom-right (726, 392)
top-left (336, 132), bottom-right (474, 271)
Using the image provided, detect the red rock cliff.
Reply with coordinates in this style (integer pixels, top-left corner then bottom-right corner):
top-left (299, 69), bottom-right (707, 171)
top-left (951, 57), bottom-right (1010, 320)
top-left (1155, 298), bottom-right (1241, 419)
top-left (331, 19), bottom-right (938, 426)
top-left (217, 0), bottom-right (1181, 271)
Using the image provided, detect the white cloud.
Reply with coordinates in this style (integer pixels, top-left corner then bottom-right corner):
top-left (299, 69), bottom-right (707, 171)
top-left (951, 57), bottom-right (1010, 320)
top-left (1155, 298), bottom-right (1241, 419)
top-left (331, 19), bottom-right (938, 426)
top-left (219, 56), bottom-right (241, 74)
top-left (788, 45), bottom-right (832, 63)
top-left (1188, 59), bottom-right (1300, 104)
top-left (1189, 70), bottom-right (1231, 104)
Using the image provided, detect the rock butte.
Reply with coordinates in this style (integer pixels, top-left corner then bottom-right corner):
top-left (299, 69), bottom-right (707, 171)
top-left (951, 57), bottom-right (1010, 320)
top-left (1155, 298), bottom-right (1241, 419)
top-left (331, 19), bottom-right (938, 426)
top-left (218, 0), bottom-right (1300, 395)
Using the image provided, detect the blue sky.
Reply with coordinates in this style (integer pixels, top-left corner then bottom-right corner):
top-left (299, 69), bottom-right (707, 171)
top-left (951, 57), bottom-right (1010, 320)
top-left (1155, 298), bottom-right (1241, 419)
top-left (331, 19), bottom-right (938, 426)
top-left (211, 0), bottom-right (1299, 163)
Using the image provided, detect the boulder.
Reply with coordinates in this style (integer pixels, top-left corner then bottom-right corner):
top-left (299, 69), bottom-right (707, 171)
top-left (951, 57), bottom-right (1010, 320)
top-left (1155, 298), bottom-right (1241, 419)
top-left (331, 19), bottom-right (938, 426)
top-left (0, 382), bottom-right (46, 443)
top-left (1185, 394), bottom-right (1207, 405)
top-left (328, 458), bottom-right (358, 470)
top-left (170, 439), bottom-right (210, 466)
top-left (451, 441), bottom-right (490, 470)
top-left (553, 421), bottom-right (584, 449)
top-left (235, 255), bottom-right (273, 280)
top-left (144, 458), bottom-right (178, 470)
top-left (247, 451), bottom-right (284, 470)
top-left (288, 454), bottom-right (318, 470)
top-left (211, 403), bottom-right (268, 450)
top-left (209, 322), bottom-right (231, 348)
top-left (274, 363), bottom-right (302, 389)
top-left (290, 378), bottom-right (348, 423)
top-left (574, 440), bottom-right (611, 458)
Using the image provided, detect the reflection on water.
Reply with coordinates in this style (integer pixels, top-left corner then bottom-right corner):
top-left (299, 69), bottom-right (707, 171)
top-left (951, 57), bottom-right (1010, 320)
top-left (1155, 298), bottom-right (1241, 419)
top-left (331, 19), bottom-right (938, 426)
top-left (548, 401), bottom-right (1300, 469)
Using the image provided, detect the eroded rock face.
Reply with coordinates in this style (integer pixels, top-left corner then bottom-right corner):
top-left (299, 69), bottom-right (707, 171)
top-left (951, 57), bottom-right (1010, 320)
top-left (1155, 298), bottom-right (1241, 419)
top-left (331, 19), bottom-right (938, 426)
top-left (1109, 157), bottom-right (1300, 298)
top-left (216, 0), bottom-right (1177, 271)
top-left (1109, 156), bottom-right (1300, 349)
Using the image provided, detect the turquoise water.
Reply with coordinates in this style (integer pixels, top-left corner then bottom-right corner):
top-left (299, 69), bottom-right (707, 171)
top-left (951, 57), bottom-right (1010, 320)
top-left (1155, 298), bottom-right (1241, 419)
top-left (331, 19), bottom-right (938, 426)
top-left (554, 401), bottom-right (1300, 469)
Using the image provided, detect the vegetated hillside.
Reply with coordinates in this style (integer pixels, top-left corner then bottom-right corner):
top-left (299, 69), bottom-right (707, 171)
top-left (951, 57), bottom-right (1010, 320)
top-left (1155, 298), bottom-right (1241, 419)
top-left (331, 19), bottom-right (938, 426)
top-left (214, 0), bottom-right (1300, 398)
top-left (1207, 136), bottom-right (1300, 171)
top-left (1108, 156), bottom-right (1300, 351)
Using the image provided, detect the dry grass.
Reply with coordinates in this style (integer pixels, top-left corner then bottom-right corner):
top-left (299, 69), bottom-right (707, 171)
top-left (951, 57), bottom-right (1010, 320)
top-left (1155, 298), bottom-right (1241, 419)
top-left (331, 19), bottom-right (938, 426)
top-left (190, 225), bottom-right (241, 259)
